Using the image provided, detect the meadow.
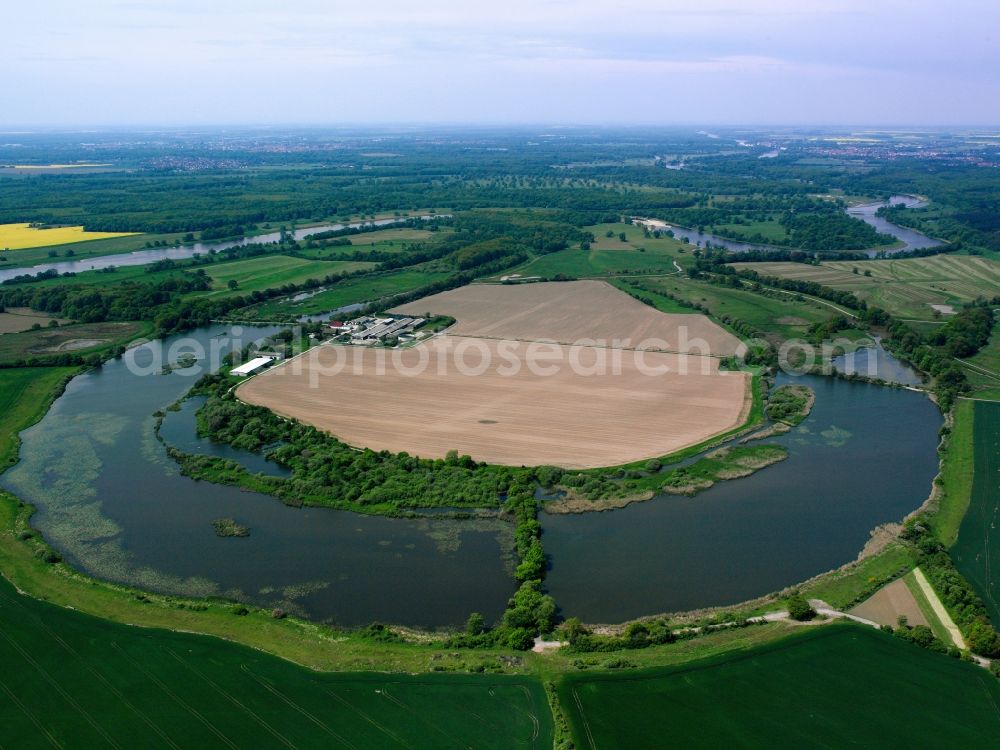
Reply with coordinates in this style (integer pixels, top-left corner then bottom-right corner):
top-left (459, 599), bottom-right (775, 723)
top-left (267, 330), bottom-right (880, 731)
top-left (951, 400), bottom-right (1000, 623)
top-left (731, 255), bottom-right (1000, 321)
top-left (250, 269), bottom-right (454, 317)
top-left (558, 625), bottom-right (1000, 750)
top-left (621, 275), bottom-right (853, 344)
top-left (497, 222), bottom-right (692, 279)
top-left (0, 223), bottom-right (138, 251)
top-left (203, 255), bottom-right (375, 298)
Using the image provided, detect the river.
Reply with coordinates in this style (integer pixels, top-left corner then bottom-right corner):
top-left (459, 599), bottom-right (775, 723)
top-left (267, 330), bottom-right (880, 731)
top-left (0, 217), bottom-right (435, 284)
top-left (642, 194), bottom-right (942, 258)
top-left (846, 195), bottom-right (942, 254)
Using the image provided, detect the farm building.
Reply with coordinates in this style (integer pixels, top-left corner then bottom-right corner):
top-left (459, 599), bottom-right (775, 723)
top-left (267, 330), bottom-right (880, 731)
top-left (230, 355), bottom-right (278, 377)
top-left (350, 316), bottom-right (426, 343)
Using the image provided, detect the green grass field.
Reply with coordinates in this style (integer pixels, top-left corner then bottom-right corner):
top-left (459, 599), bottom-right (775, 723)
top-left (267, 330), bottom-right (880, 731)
top-left (951, 400), bottom-right (1000, 623)
top-left (624, 276), bottom-right (851, 343)
top-left (731, 255), bottom-right (1000, 321)
top-left (203, 255), bottom-right (374, 298)
top-left (0, 321), bottom-right (152, 365)
top-left (0, 368), bottom-right (77, 469)
top-left (253, 269), bottom-right (453, 316)
top-left (0, 574), bottom-right (551, 749)
top-left (558, 625), bottom-right (1000, 750)
top-left (494, 222), bottom-right (692, 280)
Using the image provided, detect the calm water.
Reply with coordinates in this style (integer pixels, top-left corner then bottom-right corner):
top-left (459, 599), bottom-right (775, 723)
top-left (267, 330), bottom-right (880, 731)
top-left (0, 217), bottom-right (432, 283)
top-left (662, 194), bottom-right (940, 257)
top-left (847, 195), bottom-right (942, 254)
top-left (830, 338), bottom-right (924, 386)
top-left (541, 372), bottom-right (942, 622)
top-left (1, 325), bottom-right (514, 627)
top-left (158, 396), bottom-right (291, 478)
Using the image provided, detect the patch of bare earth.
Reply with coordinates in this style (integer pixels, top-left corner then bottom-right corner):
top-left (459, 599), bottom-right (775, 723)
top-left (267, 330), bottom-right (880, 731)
top-left (848, 577), bottom-right (928, 628)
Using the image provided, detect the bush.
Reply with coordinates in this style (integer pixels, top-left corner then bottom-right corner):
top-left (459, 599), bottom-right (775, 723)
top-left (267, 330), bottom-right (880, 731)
top-left (787, 595), bottom-right (815, 621)
top-left (968, 621), bottom-right (1000, 658)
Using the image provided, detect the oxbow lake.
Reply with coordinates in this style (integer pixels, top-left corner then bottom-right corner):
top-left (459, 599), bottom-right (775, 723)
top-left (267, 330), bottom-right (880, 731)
top-left (2, 329), bottom-right (942, 627)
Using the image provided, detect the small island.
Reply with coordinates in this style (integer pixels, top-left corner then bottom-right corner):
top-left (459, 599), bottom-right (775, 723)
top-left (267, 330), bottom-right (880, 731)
top-left (211, 517), bottom-right (250, 538)
top-left (766, 385), bottom-right (815, 425)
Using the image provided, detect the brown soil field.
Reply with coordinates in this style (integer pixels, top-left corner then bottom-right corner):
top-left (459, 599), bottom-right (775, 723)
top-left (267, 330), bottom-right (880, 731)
top-left (391, 280), bottom-right (743, 357)
top-left (238, 337), bottom-right (751, 468)
top-left (848, 578), bottom-right (928, 628)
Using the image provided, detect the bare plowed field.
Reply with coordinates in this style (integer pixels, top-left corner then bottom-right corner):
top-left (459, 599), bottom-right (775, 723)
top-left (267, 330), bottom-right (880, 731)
top-left (239, 337), bottom-right (750, 468)
top-left (391, 280), bottom-right (743, 356)
top-left (848, 577), bottom-right (928, 628)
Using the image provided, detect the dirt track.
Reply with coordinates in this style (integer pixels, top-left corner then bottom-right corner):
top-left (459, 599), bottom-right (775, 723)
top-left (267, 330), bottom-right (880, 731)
top-left (238, 337), bottom-right (751, 469)
top-left (391, 280), bottom-right (743, 356)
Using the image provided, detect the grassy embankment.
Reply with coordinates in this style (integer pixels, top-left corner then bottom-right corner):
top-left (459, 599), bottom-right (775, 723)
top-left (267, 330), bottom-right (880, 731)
top-left (0, 368), bottom-right (79, 469)
top-left (557, 625), bottom-right (1000, 750)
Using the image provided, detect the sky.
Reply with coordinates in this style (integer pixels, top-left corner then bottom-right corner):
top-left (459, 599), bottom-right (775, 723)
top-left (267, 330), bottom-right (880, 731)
top-left (3, 0), bottom-right (999, 126)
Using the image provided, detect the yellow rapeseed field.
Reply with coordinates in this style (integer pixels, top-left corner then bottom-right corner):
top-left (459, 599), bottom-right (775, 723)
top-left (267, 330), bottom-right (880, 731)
top-left (0, 223), bottom-right (138, 251)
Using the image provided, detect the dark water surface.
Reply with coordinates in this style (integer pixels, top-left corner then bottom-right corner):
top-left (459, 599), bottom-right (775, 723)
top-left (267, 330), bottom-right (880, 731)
top-left (1, 325), bottom-right (514, 627)
top-left (541, 373), bottom-right (942, 622)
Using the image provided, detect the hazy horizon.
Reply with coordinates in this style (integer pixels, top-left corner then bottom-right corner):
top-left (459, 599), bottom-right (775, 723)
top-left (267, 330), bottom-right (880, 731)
top-left (5, 0), bottom-right (999, 126)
